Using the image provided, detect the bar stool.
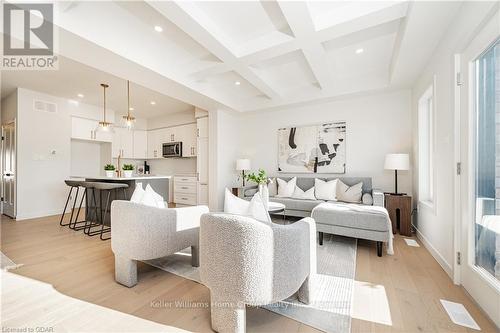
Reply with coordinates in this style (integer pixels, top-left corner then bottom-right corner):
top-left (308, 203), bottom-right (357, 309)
top-left (60, 180), bottom-right (84, 227)
top-left (70, 181), bottom-right (100, 231)
top-left (85, 182), bottom-right (129, 241)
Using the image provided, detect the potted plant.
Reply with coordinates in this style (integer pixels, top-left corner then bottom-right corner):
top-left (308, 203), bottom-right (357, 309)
top-left (245, 169), bottom-right (272, 206)
top-left (122, 164), bottom-right (134, 178)
top-left (104, 164), bottom-right (115, 178)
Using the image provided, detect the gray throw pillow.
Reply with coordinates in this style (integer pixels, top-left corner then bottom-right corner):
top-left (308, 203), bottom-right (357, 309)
top-left (362, 193), bottom-right (373, 205)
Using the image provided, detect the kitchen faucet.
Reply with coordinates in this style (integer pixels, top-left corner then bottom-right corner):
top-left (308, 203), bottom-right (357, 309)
top-left (117, 152), bottom-right (122, 177)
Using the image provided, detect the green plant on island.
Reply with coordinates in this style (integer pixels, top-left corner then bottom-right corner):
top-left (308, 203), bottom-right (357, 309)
top-left (104, 164), bottom-right (115, 171)
top-left (122, 164), bottom-right (134, 171)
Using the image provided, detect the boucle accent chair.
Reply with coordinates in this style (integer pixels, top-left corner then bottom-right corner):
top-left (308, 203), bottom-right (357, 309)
top-left (110, 200), bottom-right (209, 287)
top-left (200, 213), bottom-right (317, 333)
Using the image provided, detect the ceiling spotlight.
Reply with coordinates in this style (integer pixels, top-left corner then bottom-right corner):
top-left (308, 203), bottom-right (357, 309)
top-left (235, 81), bottom-right (241, 86)
top-left (150, 101), bottom-right (156, 105)
top-left (154, 26), bottom-right (163, 32)
top-left (355, 48), bottom-right (364, 54)
top-left (77, 93), bottom-right (84, 98)
top-left (129, 107), bottom-right (134, 111)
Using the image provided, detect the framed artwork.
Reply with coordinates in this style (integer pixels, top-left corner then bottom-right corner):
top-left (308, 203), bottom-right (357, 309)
top-left (278, 121), bottom-right (346, 173)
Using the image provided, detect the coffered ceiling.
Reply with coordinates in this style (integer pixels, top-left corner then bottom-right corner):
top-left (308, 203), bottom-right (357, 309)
top-left (3, 1), bottom-right (465, 113)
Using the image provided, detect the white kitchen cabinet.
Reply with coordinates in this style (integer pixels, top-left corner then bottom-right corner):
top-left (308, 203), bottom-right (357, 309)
top-left (197, 137), bottom-right (208, 183)
top-left (197, 117), bottom-right (208, 138)
top-left (174, 175), bottom-right (197, 206)
top-left (133, 130), bottom-right (147, 159)
top-left (147, 129), bottom-right (162, 159)
top-left (94, 128), bottom-right (113, 143)
top-left (178, 123), bottom-right (197, 157)
top-left (71, 116), bottom-right (112, 143)
top-left (112, 127), bottom-right (133, 158)
top-left (197, 184), bottom-right (208, 205)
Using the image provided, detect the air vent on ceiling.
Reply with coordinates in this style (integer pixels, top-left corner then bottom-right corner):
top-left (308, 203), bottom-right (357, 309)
top-left (33, 99), bottom-right (57, 113)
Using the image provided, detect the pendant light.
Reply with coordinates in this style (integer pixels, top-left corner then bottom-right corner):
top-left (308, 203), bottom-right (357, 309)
top-left (122, 80), bottom-right (135, 130)
top-left (97, 83), bottom-right (113, 132)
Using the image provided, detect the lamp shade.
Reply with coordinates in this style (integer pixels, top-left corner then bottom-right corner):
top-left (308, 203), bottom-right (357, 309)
top-left (236, 159), bottom-right (251, 171)
top-left (384, 154), bottom-right (410, 170)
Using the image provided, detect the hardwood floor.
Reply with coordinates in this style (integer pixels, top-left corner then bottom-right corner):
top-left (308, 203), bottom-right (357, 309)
top-left (1, 213), bottom-right (497, 332)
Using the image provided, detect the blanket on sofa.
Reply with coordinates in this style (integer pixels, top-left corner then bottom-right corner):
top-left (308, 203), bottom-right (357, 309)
top-left (312, 202), bottom-right (394, 255)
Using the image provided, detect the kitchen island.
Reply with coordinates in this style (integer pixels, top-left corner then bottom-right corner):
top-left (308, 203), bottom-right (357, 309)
top-left (73, 175), bottom-right (171, 226)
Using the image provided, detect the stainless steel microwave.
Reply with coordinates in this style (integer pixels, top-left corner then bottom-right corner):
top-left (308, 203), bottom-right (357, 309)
top-left (162, 142), bottom-right (182, 157)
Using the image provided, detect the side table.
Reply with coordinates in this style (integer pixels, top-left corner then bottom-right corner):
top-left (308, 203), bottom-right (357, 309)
top-left (385, 194), bottom-right (412, 236)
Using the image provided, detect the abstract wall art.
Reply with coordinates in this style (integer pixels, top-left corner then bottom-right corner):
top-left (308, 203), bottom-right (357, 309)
top-left (278, 122), bottom-right (346, 173)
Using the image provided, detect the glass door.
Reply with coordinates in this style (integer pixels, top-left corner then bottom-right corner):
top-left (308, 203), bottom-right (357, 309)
top-left (473, 41), bottom-right (499, 283)
top-left (459, 19), bottom-right (500, 326)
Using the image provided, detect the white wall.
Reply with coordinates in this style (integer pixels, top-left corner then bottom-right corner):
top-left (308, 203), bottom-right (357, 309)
top-left (1, 90), bottom-right (18, 124)
top-left (14, 88), bottom-right (118, 220)
top-left (70, 140), bottom-right (102, 177)
top-left (238, 90), bottom-right (413, 194)
top-left (211, 109), bottom-right (242, 210)
top-left (411, 1), bottom-right (498, 279)
top-left (147, 110), bottom-right (195, 130)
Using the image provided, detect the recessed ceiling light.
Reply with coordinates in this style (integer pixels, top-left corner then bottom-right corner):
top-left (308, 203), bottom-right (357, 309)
top-left (154, 26), bottom-right (163, 32)
top-left (129, 107), bottom-right (134, 111)
top-left (150, 101), bottom-right (156, 105)
top-left (77, 93), bottom-right (84, 98)
top-left (355, 48), bottom-right (364, 54)
top-left (235, 81), bottom-right (241, 86)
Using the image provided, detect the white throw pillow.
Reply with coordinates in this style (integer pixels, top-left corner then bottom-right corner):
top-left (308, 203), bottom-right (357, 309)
top-left (141, 184), bottom-right (165, 208)
top-left (224, 188), bottom-right (251, 215)
top-left (224, 188), bottom-right (271, 223)
top-left (314, 178), bottom-right (338, 201)
top-left (291, 186), bottom-right (316, 200)
top-left (276, 177), bottom-right (296, 198)
top-left (337, 180), bottom-right (363, 203)
top-left (268, 178), bottom-right (278, 197)
top-left (130, 182), bottom-right (145, 203)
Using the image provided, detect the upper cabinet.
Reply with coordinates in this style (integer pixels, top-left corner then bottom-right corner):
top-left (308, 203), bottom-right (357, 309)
top-left (147, 128), bottom-right (164, 159)
top-left (72, 115), bottom-right (199, 160)
top-left (178, 123), bottom-right (197, 157)
top-left (71, 116), bottom-right (112, 143)
top-left (112, 127), bottom-right (134, 158)
top-left (133, 130), bottom-right (147, 159)
top-left (197, 117), bottom-right (208, 138)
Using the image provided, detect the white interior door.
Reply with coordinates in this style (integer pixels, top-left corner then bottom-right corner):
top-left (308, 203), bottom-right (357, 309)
top-left (459, 11), bottom-right (500, 327)
top-left (2, 122), bottom-right (16, 218)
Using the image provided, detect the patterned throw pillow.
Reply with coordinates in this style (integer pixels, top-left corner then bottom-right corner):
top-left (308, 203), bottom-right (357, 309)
top-left (291, 186), bottom-right (316, 200)
top-left (276, 177), bottom-right (297, 197)
top-left (337, 180), bottom-right (363, 203)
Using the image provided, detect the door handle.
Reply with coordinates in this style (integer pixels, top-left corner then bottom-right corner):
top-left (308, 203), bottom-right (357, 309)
top-left (4, 173), bottom-right (13, 177)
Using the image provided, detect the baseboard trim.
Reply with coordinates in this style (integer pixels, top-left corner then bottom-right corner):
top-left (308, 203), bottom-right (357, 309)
top-left (15, 209), bottom-right (63, 221)
top-left (413, 224), bottom-right (454, 279)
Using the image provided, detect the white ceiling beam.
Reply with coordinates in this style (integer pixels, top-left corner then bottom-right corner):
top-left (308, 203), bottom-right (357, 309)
top-left (240, 1), bottom-right (408, 66)
top-left (147, 1), bottom-right (281, 100)
top-left (277, 1), bottom-right (333, 91)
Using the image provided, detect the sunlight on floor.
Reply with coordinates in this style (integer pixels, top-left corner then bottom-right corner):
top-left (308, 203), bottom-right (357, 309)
top-left (0, 270), bottom-right (191, 332)
top-left (351, 280), bottom-right (392, 326)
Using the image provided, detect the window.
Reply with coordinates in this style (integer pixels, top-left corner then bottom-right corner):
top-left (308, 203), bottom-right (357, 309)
top-left (418, 82), bottom-right (435, 205)
top-left (473, 40), bottom-right (499, 281)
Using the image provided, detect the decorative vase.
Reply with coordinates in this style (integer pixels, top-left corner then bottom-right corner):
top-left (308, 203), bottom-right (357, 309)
top-left (258, 183), bottom-right (269, 209)
top-left (123, 170), bottom-right (133, 178)
top-left (105, 170), bottom-right (114, 178)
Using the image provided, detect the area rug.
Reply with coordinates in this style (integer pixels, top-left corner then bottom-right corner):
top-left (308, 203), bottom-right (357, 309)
top-left (145, 233), bottom-right (356, 333)
top-left (1, 251), bottom-right (22, 270)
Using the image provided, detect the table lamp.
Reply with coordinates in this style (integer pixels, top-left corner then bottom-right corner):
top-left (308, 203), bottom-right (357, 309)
top-left (236, 159), bottom-right (251, 186)
top-left (384, 153), bottom-right (410, 195)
